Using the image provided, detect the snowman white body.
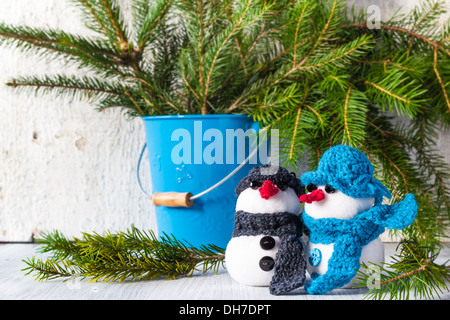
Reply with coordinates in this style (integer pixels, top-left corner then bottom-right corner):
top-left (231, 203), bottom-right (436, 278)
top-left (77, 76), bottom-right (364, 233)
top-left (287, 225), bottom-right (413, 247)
top-left (225, 187), bottom-right (301, 287)
top-left (304, 185), bottom-right (384, 288)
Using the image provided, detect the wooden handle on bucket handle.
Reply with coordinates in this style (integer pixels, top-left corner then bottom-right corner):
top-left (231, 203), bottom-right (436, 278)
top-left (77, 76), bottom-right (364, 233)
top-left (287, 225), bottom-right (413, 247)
top-left (138, 145), bottom-right (194, 207)
top-left (152, 192), bottom-right (194, 208)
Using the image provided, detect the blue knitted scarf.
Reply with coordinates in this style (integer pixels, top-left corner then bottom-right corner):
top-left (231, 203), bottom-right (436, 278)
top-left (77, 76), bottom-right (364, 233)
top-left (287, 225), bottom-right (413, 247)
top-left (302, 193), bottom-right (418, 295)
top-left (302, 212), bottom-right (384, 295)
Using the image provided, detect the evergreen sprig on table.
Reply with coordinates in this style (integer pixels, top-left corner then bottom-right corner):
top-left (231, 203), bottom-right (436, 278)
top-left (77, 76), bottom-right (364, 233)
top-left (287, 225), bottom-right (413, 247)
top-left (355, 240), bottom-right (450, 300)
top-left (23, 226), bottom-right (225, 283)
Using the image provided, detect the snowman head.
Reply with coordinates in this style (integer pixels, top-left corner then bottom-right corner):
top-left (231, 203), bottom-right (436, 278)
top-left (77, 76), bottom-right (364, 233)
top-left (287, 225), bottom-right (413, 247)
top-left (300, 183), bottom-right (374, 219)
top-left (235, 165), bottom-right (304, 214)
top-left (300, 145), bottom-right (392, 219)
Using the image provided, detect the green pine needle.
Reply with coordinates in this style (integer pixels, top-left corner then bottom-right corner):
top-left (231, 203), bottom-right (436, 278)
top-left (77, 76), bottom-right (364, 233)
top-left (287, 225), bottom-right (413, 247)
top-left (22, 226), bottom-right (225, 283)
top-left (355, 240), bottom-right (450, 300)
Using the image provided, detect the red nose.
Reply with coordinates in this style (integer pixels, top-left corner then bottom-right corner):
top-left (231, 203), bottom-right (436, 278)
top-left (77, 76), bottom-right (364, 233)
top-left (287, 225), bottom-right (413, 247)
top-left (299, 189), bottom-right (325, 203)
top-left (259, 180), bottom-right (279, 199)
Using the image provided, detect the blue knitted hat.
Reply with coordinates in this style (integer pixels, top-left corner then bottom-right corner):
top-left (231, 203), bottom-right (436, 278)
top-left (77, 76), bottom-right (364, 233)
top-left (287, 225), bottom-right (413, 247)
top-left (301, 145), bottom-right (391, 204)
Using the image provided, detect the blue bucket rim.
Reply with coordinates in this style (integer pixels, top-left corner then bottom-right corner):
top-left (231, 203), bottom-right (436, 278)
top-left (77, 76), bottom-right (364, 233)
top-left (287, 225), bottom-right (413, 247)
top-left (142, 114), bottom-right (253, 121)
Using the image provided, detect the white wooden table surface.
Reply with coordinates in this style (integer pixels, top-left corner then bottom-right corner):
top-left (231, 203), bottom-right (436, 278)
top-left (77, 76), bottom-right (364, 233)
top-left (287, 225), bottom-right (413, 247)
top-left (1, 243), bottom-right (449, 301)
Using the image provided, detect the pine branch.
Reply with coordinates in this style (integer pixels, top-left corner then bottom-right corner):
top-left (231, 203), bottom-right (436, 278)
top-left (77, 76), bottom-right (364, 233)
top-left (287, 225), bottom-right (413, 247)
top-left (101, 0), bottom-right (129, 50)
top-left (343, 86), bottom-right (353, 143)
top-left (331, 85), bottom-right (368, 147)
top-left (6, 75), bottom-right (127, 102)
top-left (22, 227), bottom-right (225, 283)
top-left (0, 23), bottom-right (126, 77)
top-left (345, 22), bottom-right (450, 56)
top-left (202, 0), bottom-right (267, 114)
top-left (355, 240), bottom-right (450, 300)
top-left (136, 0), bottom-right (174, 51)
top-left (363, 71), bottom-right (426, 117)
top-left (405, 1), bottom-right (441, 57)
top-left (23, 257), bottom-right (77, 282)
top-left (296, 0), bottom-right (339, 68)
top-left (266, 35), bottom-right (373, 90)
top-left (71, 0), bottom-right (129, 51)
top-left (433, 46), bottom-right (450, 113)
top-left (398, 120), bottom-right (450, 210)
top-left (364, 109), bottom-right (449, 247)
top-left (71, 0), bottom-right (112, 38)
top-left (289, 107), bottom-right (302, 160)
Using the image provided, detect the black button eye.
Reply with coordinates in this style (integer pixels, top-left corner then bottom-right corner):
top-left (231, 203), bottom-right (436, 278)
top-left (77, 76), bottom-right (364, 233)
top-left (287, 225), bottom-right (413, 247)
top-left (307, 184), bottom-right (318, 192)
top-left (325, 185), bottom-right (336, 194)
top-left (249, 181), bottom-right (261, 190)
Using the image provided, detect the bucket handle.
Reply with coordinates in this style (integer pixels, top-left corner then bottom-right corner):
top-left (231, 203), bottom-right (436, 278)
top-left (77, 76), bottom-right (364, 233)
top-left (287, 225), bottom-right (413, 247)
top-left (137, 126), bottom-right (266, 207)
top-left (137, 143), bottom-right (194, 207)
top-left (137, 143), bottom-right (151, 199)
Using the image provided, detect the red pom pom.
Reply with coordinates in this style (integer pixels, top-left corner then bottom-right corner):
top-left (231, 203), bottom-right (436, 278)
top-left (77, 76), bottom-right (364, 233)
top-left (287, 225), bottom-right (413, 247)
top-left (299, 189), bottom-right (325, 203)
top-left (259, 180), bottom-right (279, 199)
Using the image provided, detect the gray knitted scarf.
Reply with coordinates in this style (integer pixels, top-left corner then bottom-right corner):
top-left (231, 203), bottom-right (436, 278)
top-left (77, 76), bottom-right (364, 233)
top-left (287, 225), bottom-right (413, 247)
top-left (232, 210), bottom-right (306, 295)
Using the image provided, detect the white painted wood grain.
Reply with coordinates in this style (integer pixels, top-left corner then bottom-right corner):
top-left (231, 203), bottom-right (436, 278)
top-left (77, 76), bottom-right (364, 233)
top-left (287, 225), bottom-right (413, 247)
top-left (0, 0), bottom-right (156, 241)
top-left (1, 243), bottom-right (449, 300)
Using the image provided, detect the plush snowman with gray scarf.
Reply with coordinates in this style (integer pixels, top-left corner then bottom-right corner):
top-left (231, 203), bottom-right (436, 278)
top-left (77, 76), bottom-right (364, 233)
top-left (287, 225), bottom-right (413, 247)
top-left (225, 165), bottom-right (306, 295)
top-left (299, 145), bottom-right (418, 295)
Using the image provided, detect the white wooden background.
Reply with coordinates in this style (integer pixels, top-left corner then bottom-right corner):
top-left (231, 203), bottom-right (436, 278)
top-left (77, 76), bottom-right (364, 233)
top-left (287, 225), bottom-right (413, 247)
top-left (0, 0), bottom-right (449, 242)
top-left (1, 242), bottom-right (449, 300)
top-left (0, 0), bottom-right (155, 242)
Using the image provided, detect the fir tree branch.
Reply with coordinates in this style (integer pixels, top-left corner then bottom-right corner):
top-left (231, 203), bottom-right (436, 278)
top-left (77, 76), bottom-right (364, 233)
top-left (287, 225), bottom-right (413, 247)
top-left (356, 59), bottom-right (416, 72)
top-left (292, 5), bottom-right (308, 67)
top-left (202, 0), bottom-right (255, 114)
top-left (101, 0), bottom-right (128, 50)
top-left (75, 0), bottom-right (111, 38)
top-left (200, 0), bottom-right (271, 114)
top-left (297, 38), bottom-right (371, 72)
top-left (345, 22), bottom-right (450, 56)
top-left (234, 37), bottom-right (248, 75)
top-left (344, 85), bottom-right (353, 143)
top-left (23, 227), bottom-right (226, 283)
top-left (123, 88), bottom-right (144, 115)
top-left (23, 257), bottom-right (76, 281)
top-left (304, 104), bottom-right (323, 125)
top-left (0, 23), bottom-right (129, 77)
top-left (367, 136), bottom-right (409, 193)
top-left (376, 259), bottom-right (430, 287)
top-left (136, 0), bottom-right (174, 51)
top-left (73, 0), bottom-right (129, 52)
top-left (274, 37), bottom-right (372, 85)
top-left (296, 0), bottom-right (338, 68)
top-left (181, 68), bottom-right (201, 102)
top-left (433, 46), bottom-right (450, 113)
top-left (289, 107), bottom-right (302, 160)
top-left (287, 84), bottom-right (311, 161)
top-left (6, 75), bottom-right (125, 101)
top-left (406, 2), bottom-right (439, 58)
top-left (362, 70), bottom-right (426, 117)
top-left (393, 120), bottom-right (450, 209)
top-left (364, 80), bottom-right (410, 104)
top-left (355, 240), bottom-right (450, 300)
top-left (193, 0), bottom-right (206, 111)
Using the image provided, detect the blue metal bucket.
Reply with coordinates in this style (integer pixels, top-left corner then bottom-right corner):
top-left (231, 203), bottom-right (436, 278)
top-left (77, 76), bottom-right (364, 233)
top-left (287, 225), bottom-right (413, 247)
top-left (141, 115), bottom-right (261, 248)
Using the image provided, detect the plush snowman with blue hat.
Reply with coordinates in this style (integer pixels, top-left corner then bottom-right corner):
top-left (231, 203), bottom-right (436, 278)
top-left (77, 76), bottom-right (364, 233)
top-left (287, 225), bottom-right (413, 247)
top-left (299, 145), bottom-right (418, 295)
